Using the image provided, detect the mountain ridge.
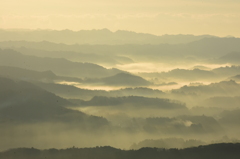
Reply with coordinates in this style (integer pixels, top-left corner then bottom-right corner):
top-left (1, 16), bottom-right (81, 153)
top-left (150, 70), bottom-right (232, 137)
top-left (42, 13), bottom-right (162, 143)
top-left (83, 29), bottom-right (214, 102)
top-left (0, 29), bottom-right (216, 45)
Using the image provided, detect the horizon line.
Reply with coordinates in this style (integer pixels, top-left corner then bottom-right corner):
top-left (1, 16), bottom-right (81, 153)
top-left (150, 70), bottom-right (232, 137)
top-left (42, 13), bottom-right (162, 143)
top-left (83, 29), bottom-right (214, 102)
top-left (0, 28), bottom-right (237, 38)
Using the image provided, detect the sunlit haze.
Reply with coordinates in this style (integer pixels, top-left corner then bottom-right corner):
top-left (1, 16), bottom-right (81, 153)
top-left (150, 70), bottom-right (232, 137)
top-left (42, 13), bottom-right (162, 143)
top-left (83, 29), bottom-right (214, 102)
top-left (1, 0), bottom-right (240, 158)
top-left (1, 0), bottom-right (240, 36)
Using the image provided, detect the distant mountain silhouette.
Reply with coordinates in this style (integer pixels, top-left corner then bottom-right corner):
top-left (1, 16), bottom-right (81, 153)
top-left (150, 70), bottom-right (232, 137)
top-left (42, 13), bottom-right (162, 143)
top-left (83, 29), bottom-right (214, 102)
top-left (183, 37), bottom-right (240, 60)
top-left (0, 77), bottom-right (71, 108)
top-left (0, 65), bottom-right (84, 83)
top-left (229, 74), bottom-right (240, 82)
top-left (219, 109), bottom-right (240, 127)
top-left (172, 80), bottom-right (240, 97)
top-left (130, 138), bottom-right (206, 149)
top-left (102, 73), bottom-right (150, 86)
top-left (0, 66), bottom-right (151, 88)
top-left (191, 65), bottom-right (211, 70)
top-left (34, 82), bottom-right (110, 99)
top-left (70, 96), bottom-right (186, 109)
top-left (141, 115), bottom-right (222, 134)
top-left (203, 96), bottom-right (240, 109)
top-left (0, 77), bottom-right (108, 125)
top-left (0, 29), bottom-right (214, 45)
top-left (212, 52), bottom-right (240, 64)
top-left (178, 115), bottom-right (222, 133)
top-left (87, 73), bottom-right (151, 86)
top-left (1, 37), bottom-right (240, 64)
top-left (13, 47), bottom-right (134, 66)
top-left (111, 87), bottom-right (165, 97)
top-left (212, 65), bottom-right (240, 77)
top-left (141, 68), bottom-right (217, 81)
top-left (35, 82), bottom-right (165, 99)
top-left (0, 49), bottom-right (122, 78)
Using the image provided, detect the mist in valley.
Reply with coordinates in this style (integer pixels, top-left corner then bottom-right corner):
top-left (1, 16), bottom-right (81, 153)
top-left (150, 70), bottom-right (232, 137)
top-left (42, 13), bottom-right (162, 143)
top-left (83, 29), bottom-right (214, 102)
top-left (1, 2), bottom-right (240, 156)
top-left (1, 32), bottom-right (240, 153)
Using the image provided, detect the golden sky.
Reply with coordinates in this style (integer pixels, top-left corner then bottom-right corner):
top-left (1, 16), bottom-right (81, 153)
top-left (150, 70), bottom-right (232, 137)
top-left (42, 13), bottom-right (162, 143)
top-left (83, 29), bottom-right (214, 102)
top-left (1, 0), bottom-right (240, 36)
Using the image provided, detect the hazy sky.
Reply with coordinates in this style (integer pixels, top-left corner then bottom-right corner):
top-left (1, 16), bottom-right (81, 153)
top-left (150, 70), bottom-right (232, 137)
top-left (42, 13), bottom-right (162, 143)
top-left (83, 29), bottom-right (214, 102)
top-left (1, 0), bottom-right (240, 36)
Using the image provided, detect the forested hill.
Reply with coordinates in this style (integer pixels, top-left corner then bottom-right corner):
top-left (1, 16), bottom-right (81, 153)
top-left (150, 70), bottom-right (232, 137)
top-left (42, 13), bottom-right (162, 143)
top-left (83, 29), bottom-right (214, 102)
top-left (1, 143), bottom-right (240, 159)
